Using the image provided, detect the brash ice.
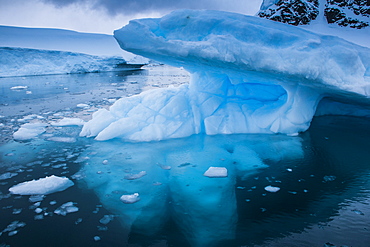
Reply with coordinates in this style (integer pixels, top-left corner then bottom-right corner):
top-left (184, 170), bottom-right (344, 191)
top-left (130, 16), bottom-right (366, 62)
top-left (80, 9), bottom-right (370, 142)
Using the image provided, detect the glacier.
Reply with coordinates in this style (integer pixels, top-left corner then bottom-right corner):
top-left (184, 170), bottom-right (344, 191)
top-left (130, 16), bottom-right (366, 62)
top-left (0, 47), bottom-right (133, 77)
top-left (80, 9), bottom-right (370, 142)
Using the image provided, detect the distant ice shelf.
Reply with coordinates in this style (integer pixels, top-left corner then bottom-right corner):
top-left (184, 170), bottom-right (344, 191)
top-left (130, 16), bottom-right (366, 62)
top-left (80, 9), bottom-right (370, 142)
top-left (0, 47), bottom-right (145, 77)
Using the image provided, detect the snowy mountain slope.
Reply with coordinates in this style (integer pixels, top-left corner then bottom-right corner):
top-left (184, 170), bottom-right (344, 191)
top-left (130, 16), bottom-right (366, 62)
top-left (0, 47), bottom-right (128, 77)
top-left (80, 9), bottom-right (370, 142)
top-left (258, 0), bottom-right (369, 29)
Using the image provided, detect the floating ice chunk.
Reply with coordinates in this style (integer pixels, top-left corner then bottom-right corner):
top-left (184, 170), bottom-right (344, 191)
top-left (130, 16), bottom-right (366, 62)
top-left (323, 175), bottom-right (336, 182)
top-left (75, 218), bottom-right (83, 225)
top-left (76, 103), bottom-right (90, 108)
top-left (264, 185), bottom-right (281, 193)
top-left (93, 236), bottom-right (101, 241)
top-left (35, 208), bottom-right (43, 214)
top-left (47, 137), bottom-right (76, 143)
top-left (29, 195), bottom-right (45, 202)
top-left (0, 172), bottom-right (18, 180)
top-left (54, 202), bottom-right (79, 216)
top-left (34, 215), bottom-right (44, 220)
top-left (124, 171), bottom-right (147, 180)
top-left (10, 86), bottom-right (28, 90)
top-left (352, 209), bottom-right (364, 215)
top-left (9, 175), bottom-right (74, 195)
top-left (99, 215), bottom-right (114, 225)
top-left (13, 123), bottom-right (47, 141)
top-left (12, 208), bottom-right (22, 215)
top-left (50, 117), bottom-right (85, 126)
top-left (120, 193), bottom-right (140, 204)
top-left (1, 221), bottom-right (26, 236)
top-left (203, 167), bottom-right (228, 178)
top-left (8, 230), bottom-right (18, 236)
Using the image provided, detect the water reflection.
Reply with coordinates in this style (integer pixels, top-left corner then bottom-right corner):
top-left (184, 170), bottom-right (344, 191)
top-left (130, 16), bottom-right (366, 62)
top-left (79, 134), bottom-right (304, 246)
top-left (78, 116), bottom-right (370, 246)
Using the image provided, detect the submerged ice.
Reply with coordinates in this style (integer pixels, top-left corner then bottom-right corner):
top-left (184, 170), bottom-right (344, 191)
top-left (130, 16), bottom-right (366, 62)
top-left (79, 134), bottom-right (303, 246)
top-left (80, 9), bottom-right (370, 142)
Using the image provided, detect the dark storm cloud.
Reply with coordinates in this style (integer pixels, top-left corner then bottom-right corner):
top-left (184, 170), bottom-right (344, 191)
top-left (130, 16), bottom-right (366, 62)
top-left (42, 0), bottom-right (235, 15)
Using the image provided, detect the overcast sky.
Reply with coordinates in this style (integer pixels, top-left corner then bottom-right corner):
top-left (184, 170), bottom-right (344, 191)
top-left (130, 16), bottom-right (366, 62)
top-left (0, 0), bottom-right (263, 34)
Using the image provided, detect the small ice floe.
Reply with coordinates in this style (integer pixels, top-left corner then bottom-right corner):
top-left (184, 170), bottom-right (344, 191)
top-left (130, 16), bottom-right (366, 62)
top-left (49, 200), bottom-right (57, 205)
top-left (34, 208), bottom-right (43, 214)
top-left (124, 171), bottom-right (147, 180)
top-left (203, 167), bottom-right (228, 178)
top-left (54, 202), bottom-right (79, 216)
top-left (352, 209), bottom-right (364, 215)
top-left (12, 208), bottom-right (22, 215)
top-left (9, 175), bottom-right (74, 195)
top-left (47, 137), bottom-right (76, 143)
top-left (0, 172), bottom-right (18, 181)
top-left (120, 193), bottom-right (140, 204)
top-left (13, 123), bottom-right (48, 141)
top-left (75, 218), bottom-right (83, 225)
top-left (99, 215), bottom-right (114, 225)
top-left (50, 117), bottom-right (85, 126)
top-left (76, 103), bottom-right (90, 108)
top-left (93, 236), bottom-right (101, 241)
top-left (323, 175), bottom-right (336, 183)
top-left (10, 86), bottom-right (28, 90)
top-left (34, 215), bottom-right (44, 220)
top-left (0, 221), bottom-right (26, 237)
top-left (286, 168), bottom-right (293, 172)
top-left (29, 195), bottom-right (45, 203)
top-left (264, 185), bottom-right (281, 193)
top-left (102, 160), bottom-right (109, 165)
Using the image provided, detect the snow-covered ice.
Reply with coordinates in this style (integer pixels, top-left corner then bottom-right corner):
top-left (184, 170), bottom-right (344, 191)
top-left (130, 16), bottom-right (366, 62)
top-left (264, 185), bottom-right (281, 193)
top-left (13, 123), bottom-right (47, 141)
top-left (50, 117), bottom-right (85, 126)
top-left (9, 175), bottom-right (74, 195)
top-left (80, 9), bottom-right (370, 142)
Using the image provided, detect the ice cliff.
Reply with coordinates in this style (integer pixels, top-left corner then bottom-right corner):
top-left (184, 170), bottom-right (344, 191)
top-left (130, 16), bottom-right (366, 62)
top-left (0, 47), bottom-right (127, 77)
top-left (80, 9), bottom-right (370, 142)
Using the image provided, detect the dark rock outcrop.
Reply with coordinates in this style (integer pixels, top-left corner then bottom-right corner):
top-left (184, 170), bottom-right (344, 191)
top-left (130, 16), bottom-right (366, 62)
top-left (258, 0), bottom-right (319, 25)
top-left (258, 0), bottom-right (369, 29)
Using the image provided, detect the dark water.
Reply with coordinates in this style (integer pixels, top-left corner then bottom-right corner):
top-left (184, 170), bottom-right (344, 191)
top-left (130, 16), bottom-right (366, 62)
top-left (0, 68), bottom-right (370, 247)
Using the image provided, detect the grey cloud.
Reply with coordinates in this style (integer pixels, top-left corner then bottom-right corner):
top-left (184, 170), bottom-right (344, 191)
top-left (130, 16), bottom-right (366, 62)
top-left (41, 0), bottom-right (251, 15)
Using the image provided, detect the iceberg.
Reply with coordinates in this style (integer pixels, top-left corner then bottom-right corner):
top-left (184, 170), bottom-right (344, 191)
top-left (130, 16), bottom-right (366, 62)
top-left (80, 9), bottom-right (370, 142)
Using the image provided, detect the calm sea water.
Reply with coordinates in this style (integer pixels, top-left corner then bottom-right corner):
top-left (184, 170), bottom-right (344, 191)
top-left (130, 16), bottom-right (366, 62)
top-left (0, 67), bottom-right (369, 247)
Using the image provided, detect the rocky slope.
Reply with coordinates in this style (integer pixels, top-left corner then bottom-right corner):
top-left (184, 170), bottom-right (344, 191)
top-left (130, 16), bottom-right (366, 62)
top-left (258, 0), bottom-right (369, 29)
